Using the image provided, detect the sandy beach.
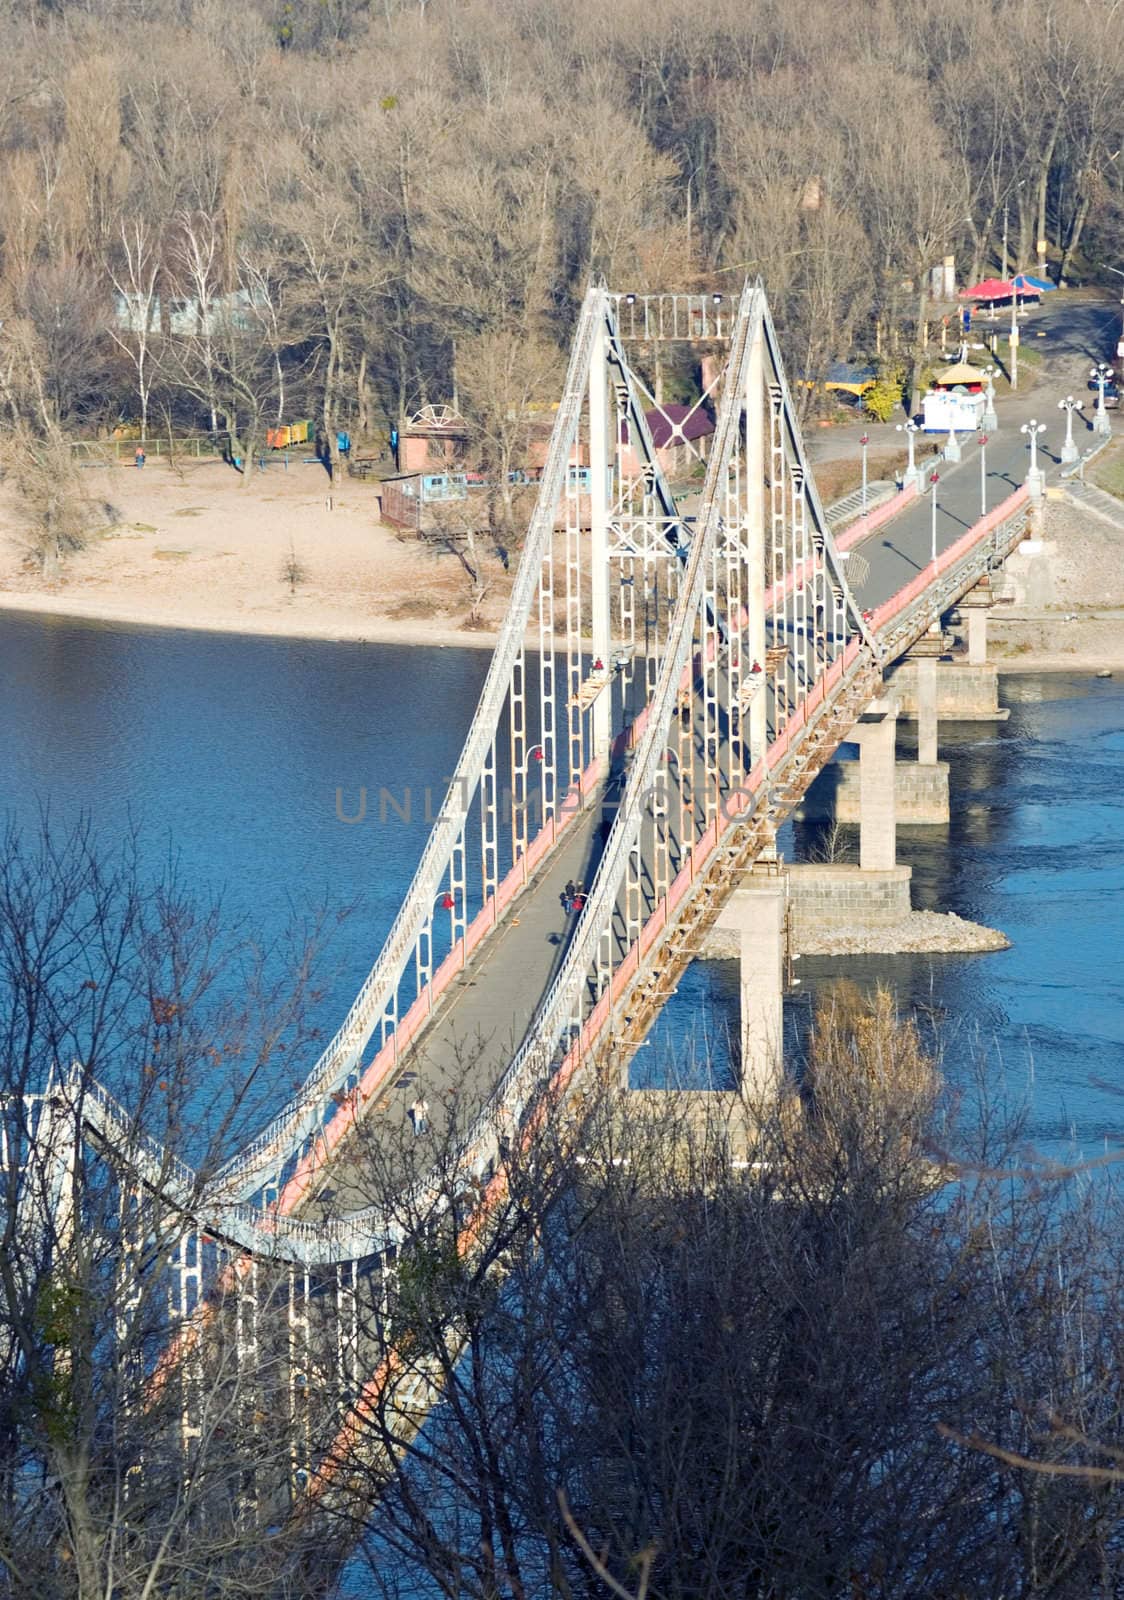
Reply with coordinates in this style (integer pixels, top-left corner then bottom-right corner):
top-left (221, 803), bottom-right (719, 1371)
top-left (0, 456), bottom-right (515, 649)
top-left (2, 456), bottom-right (1124, 674)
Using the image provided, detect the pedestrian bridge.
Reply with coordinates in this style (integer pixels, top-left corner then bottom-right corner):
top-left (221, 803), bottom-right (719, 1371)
top-left (23, 280), bottom-right (1032, 1504)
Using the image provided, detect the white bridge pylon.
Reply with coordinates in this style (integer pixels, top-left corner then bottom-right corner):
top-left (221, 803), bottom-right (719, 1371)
top-left (210, 278), bottom-right (873, 1226)
top-left (64, 279), bottom-right (881, 1267)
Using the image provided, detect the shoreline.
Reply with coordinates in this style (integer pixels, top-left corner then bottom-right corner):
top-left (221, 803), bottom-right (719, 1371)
top-left (2, 588), bottom-right (1124, 676)
top-left (0, 590), bottom-right (504, 650)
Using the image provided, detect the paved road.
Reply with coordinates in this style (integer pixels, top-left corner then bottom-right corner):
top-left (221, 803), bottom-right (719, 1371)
top-left (848, 295), bottom-right (1119, 611)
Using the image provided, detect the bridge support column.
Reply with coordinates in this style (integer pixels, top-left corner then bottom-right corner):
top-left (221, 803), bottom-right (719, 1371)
top-left (723, 870), bottom-right (786, 1102)
top-left (854, 700), bottom-right (898, 871)
top-left (960, 580), bottom-right (993, 667)
top-left (915, 652), bottom-right (938, 765)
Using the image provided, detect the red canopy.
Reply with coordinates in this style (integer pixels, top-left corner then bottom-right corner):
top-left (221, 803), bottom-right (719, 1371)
top-left (960, 277), bottom-right (1015, 300)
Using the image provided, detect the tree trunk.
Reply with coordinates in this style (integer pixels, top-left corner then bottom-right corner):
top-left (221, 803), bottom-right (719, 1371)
top-left (1035, 127), bottom-right (1060, 271)
top-left (323, 327), bottom-right (341, 471)
top-left (357, 350), bottom-right (370, 439)
top-left (1058, 189), bottom-right (1092, 284)
top-left (909, 284), bottom-right (928, 416)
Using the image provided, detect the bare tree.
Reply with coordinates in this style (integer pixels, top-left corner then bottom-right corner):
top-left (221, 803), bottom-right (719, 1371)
top-left (0, 818), bottom-right (338, 1599)
top-left (106, 218), bottom-right (162, 437)
top-left (320, 990), bottom-right (1124, 1600)
top-left (2, 422), bottom-right (93, 578)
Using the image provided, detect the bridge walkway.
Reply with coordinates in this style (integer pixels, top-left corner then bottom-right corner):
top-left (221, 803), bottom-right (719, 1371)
top-left (849, 427), bottom-right (1044, 611)
top-left (322, 802), bottom-right (607, 1212)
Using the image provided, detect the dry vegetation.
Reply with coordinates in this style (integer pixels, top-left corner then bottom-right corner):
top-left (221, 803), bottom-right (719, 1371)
top-left (0, 0), bottom-right (1119, 565)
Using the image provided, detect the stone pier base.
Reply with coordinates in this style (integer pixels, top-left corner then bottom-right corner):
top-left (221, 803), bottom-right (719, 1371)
top-left (798, 760), bottom-right (950, 825)
top-left (701, 863), bottom-right (1008, 966)
top-left (785, 864), bottom-right (912, 946)
top-left (885, 660), bottom-right (1008, 722)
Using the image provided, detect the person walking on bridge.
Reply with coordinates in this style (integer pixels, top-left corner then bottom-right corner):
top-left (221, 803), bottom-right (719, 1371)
top-left (411, 1095), bottom-right (429, 1135)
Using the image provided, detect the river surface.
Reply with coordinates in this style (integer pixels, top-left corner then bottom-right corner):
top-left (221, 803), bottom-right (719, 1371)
top-left (1, 612), bottom-right (1121, 1164)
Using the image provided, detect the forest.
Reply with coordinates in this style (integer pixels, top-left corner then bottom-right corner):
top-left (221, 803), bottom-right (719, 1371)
top-left (1, 0), bottom-right (1123, 495)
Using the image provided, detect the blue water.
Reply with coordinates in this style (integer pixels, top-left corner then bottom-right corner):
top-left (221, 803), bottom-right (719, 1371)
top-left (646, 674), bottom-right (1124, 1161)
top-left (1, 611), bottom-right (1121, 1163)
top-left (0, 613), bottom-right (488, 1132)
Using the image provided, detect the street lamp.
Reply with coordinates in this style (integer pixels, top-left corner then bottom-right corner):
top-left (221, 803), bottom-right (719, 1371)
top-left (929, 470), bottom-right (940, 566)
top-left (859, 432), bottom-right (869, 513)
top-left (978, 433), bottom-right (988, 518)
top-left (896, 419), bottom-right (921, 491)
top-left (981, 363), bottom-right (999, 430)
top-left (1057, 394), bottom-right (1083, 464)
top-left (1020, 419), bottom-right (1046, 500)
top-left (1091, 362), bottom-right (1113, 437)
top-left (1008, 286), bottom-right (1019, 391)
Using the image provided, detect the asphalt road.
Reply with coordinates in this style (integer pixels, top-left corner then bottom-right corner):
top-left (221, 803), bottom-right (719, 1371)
top-left (847, 294), bottom-right (1120, 612)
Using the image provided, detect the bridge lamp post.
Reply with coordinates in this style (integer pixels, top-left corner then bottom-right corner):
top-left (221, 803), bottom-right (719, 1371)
top-left (981, 363), bottom-right (999, 430)
top-left (1021, 419), bottom-right (1046, 501)
top-left (1091, 363), bottom-right (1113, 437)
top-left (1057, 394), bottom-right (1083, 465)
top-left (929, 470), bottom-right (940, 566)
top-left (859, 432), bottom-right (869, 514)
top-left (978, 433), bottom-right (988, 518)
top-left (896, 419), bottom-right (921, 492)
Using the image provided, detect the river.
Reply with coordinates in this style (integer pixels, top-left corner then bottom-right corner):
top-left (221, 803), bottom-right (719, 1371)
top-left (2, 612), bottom-right (1121, 1165)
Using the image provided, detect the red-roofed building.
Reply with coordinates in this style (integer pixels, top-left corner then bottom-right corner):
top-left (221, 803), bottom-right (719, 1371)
top-left (620, 402), bottom-right (715, 478)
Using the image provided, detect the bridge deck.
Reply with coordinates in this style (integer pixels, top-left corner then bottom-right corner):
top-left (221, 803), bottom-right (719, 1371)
top-left (323, 805), bottom-right (608, 1211)
top-left (307, 450), bottom-right (1037, 1222)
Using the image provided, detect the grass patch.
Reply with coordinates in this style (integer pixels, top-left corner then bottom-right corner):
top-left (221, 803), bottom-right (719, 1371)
top-left (815, 444), bottom-right (942, 504)
top-left (153, 548), bottom-right (191, 561)
top-left (389, 596), bottom-right (439, 618)
top-left (172, 507), bottom-right (206, 517)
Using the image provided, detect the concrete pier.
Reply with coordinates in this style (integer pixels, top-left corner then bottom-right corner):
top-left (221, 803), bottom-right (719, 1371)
top-left (914, 651), bottom-right (938, 766)
top-left (886, 659), bottom-right (1007, 722)
top-left (959, 580), bottom-right (995, 667)
top-left (853, 701), bottom-right (898, 871)
top-left (715, 871), bottom-right (786, 1101)
top-left (785, 863), bottom-right (912, 945)
top-left (797, 759), bottom-right (950, 826)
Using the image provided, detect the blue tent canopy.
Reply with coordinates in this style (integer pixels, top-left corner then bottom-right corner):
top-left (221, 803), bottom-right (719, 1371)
top-left (1013, 273), bottom-right (1056, 292)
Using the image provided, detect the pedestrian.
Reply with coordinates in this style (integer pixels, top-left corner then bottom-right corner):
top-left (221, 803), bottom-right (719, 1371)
top-left (135, 445), bottom-right (145, 469)
top-left (562, 879), bottom-right (576, 912)
top-left (411, 1095), bottom-right (429, 1135)
top-left (572, 887), bottom-right (587, 913)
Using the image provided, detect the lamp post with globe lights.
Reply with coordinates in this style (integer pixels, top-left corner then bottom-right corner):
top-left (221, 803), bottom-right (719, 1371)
top-left (1021, 419), bottom-right (1046, 500)
top-left (896, 419), bottom-right (921, 492)
top-left (981, 363), bottom-right (998, 430)
top-left (1091, 363), bottom-right (1113, 437)
top-left (1057, 394), bottom-right (1083, 465)
top-left (929, 470), bottom-right (940, 565)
